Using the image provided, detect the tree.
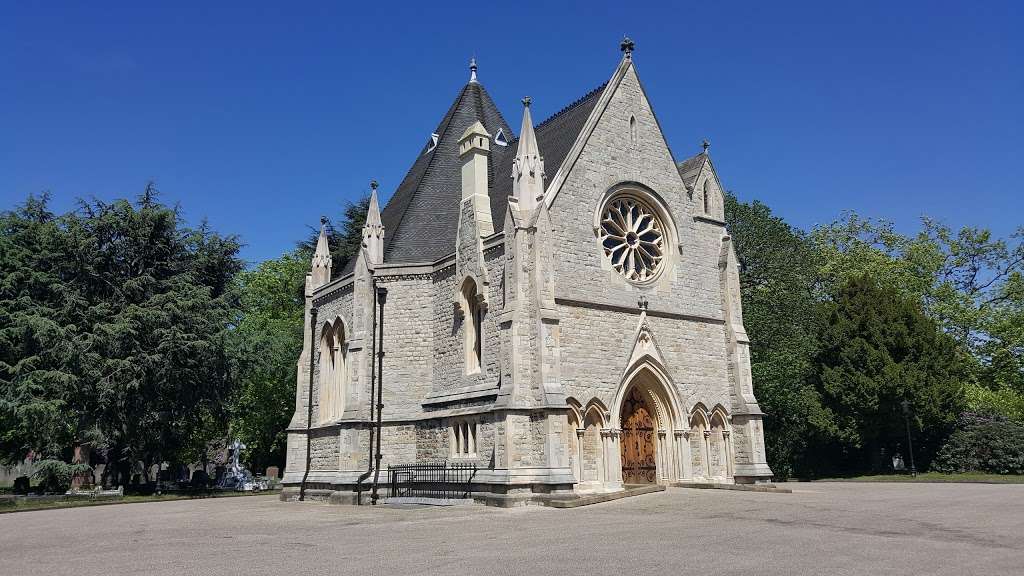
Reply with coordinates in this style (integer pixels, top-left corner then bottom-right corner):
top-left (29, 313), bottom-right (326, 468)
top-left (227, 252), bottom-right (308, 472)
top-left (297, 195), bottom-right (371, 277)
top-left (812, 275), bottom-right (967, 473)
top-left (813, 214), bottom-right (1024, 418)
top-left (724, 193), bottom-right (832, 478)
top-left (0, 187), bottom-right (243, 488)
top-left (229, 193), bottom-right (371, 471)
top-left (0, 193), bottom-right (81, 464)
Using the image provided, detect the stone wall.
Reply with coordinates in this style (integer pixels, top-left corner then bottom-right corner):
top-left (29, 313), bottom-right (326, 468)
top-left (547, 65), bottom-right (725, 320)
top-left (430, 247), bottom-right (504, 394)
top-left (547, 64), bottom-right (734, 421)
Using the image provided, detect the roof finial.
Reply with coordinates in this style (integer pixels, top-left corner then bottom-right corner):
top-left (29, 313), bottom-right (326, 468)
top-left (319, 215), bottom-right (328, 229)
top-left (469, 57), bottom-right (478, 83)
top-left (370, 179), bottom-right (379, 191)
top-left (620, 36), bottom-right (635, 59)
top-left (522, 96), bottom-right (531, 108)
top-left (702, 139), bottom-right (710, 152)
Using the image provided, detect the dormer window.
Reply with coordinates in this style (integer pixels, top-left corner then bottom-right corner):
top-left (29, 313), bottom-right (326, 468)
top-left (425, 132), bottom-right (440, 154)
top-left (493, 128), bottom-right (508, 147)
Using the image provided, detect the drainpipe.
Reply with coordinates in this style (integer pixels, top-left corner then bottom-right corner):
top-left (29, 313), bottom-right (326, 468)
top-left (355, 282), bottom-right (377, 505)
top-left (371, 286), bottom-right (388, 504)
top-left (299, 307), bottom-right (318, 501)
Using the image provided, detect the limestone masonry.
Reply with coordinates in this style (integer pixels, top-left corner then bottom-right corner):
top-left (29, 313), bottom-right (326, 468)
top-left (281, 42), bottom-right (773, 502)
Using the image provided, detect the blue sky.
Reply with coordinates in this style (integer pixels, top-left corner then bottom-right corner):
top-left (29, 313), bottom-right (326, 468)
top-left (2, 1), bottom-right (1021, 265)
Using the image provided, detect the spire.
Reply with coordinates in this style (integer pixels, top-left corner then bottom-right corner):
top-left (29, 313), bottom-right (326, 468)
top-left (310, 216), bottom-right (332, 288)
top-left (362, 180), bottom-right (385, 265)
top-left (469, 57), bottom-right (478, 83)
top-left (511, 96), bottom-right (545, 211)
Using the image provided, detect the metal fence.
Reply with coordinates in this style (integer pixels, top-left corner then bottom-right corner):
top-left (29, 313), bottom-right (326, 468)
top-left (387, 462), bottom-right (477, 500)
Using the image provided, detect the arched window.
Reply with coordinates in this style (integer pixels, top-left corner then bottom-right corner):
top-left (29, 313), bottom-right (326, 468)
top-left (461, 278), bottom-right (483, 374)
top-left (629, 115), bottom-right (637, 147)
top-left (689, 409), bottom-right (709, 480)
top-left (318, 320), bottom-right (346, 423)
top-left (710, 409), bottom-right (731, 479)
top-left (703, 180), bottom-right (710, 214)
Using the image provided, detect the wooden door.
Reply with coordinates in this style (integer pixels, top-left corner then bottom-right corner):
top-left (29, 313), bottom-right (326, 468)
top-left (620, 388), bottom-right (657, 484)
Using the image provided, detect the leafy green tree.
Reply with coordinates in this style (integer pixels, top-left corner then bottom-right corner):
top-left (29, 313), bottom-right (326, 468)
top-left (724, 194), bottom-right (832, 479)
top-left (227, 252), bottom-right (308, 472)
top-left (814, 214), bottom-right (1024, 414)
top-left (229, 192), bottom-right (371, 471)
top-left (812, 275), bottom-right (967, 473)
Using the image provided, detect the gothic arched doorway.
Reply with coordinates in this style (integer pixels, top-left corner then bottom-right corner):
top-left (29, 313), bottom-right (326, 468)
top-left (620, 387), bottom-right (657, 484)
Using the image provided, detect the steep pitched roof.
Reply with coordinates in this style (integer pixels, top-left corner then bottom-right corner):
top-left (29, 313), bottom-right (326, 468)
top-left (676, 151), bottom-right (707, 190)
top-left (378, 81), bottom-right (513, 265)
top-left (346, 80), bottom-right (608, 271)
top-left (490, 83), bottom-right (607, 232)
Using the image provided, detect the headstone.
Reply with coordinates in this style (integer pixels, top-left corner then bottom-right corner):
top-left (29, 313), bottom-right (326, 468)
top-left (265, 466), bottom-right (280, 479)
top-left (12, 476), bottom-right (30, 495)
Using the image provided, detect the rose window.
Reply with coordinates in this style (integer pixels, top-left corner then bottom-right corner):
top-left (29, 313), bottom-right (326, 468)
top-left (599, 195), bottom-right (666, 282)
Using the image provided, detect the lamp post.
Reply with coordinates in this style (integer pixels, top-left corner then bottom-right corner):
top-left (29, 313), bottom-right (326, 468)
top-left (900, 399), bottom-right (917, 477)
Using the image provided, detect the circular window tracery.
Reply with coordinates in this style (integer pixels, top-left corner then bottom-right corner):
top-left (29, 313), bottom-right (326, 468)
top-left (599, 194), bottom-right (666, 282)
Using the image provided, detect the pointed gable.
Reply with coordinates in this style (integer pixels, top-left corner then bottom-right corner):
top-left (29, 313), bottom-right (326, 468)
top-left (676, 152), bottom-right (707, 191)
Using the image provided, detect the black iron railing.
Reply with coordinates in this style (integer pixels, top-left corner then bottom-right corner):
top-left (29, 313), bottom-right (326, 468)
top-left (387, 462), bottom-right (477, 500)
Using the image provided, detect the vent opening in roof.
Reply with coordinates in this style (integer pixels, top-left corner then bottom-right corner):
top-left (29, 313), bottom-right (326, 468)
top-left (493, 128), bottom-right (508, 147)
top-left (425, 132), bottom-right (439, 154)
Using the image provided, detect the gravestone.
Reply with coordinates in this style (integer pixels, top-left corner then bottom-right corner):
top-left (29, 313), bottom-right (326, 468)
top-left (265, 466), bottom-right (280, 479)
top-left (12, 476), bottom-right (30, 495)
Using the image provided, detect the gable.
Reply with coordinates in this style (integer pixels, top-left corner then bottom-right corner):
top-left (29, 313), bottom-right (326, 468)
top-left (545, 61), bottom-right (683, 210)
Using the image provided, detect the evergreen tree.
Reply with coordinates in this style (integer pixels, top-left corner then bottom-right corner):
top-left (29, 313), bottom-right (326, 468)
top-left (812, 275), bottom-right (967, 473)
top-left (298, 195), bottom-right (371, 276)
top-left (0, 187), bottom-right (243, 487)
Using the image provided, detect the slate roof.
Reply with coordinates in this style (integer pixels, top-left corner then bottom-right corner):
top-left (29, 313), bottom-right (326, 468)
top-left (351, 78), bottom-right (609, 270)
top-left (676, 152), bottom-right (707, 189)
top-left (378, 81), bottom-right (514, 265)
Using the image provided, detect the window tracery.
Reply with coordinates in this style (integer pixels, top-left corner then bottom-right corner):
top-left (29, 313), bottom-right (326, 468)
top-left (599, 194), bottom-right (666, 282)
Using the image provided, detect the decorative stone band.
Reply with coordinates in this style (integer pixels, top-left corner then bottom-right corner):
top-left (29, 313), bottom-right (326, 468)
top-left (311, 282), bottom-right (354, 307)
top-left (554, 297), bottom-right (726, 325)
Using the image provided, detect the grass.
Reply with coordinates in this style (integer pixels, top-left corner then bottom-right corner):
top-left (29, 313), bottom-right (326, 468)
top-left (815, 472), bottom-right (1024, 484)
top-left (0, 489), bottom-right (276, 514)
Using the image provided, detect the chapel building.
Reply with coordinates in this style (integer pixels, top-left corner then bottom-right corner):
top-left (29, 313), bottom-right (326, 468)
top-left (282, 41), bottom-right (773, 502)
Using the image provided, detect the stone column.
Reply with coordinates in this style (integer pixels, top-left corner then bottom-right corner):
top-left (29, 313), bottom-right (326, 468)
top-left (609, 429), bottom-right (624, 489)
top-left (723, 430), bottom-right (734, 481)
top-left (674, 430), bottom-right (688, 481)
top-left (575, 428), bottom-right (585, 484)
top-left (703, 430), bottom-right (713, 480)
top-left (657, 430), bottom-right (668, 482)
